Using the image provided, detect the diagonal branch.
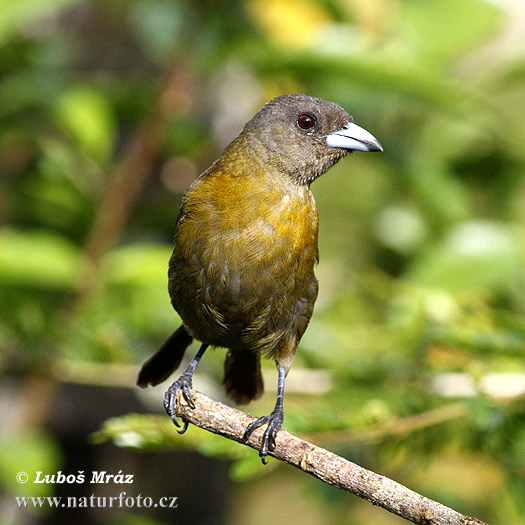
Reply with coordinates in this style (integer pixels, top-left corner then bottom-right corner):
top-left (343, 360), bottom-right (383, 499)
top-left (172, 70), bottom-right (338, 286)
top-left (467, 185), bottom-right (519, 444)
top-left (175, 389), bottom-right (487, 525)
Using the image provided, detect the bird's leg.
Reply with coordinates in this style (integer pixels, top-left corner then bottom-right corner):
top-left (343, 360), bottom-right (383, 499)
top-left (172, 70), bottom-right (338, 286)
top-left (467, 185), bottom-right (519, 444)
top-left (164, 343), bottom-right (208, 434)
top-left (243, 366), bottom-right (286, 464)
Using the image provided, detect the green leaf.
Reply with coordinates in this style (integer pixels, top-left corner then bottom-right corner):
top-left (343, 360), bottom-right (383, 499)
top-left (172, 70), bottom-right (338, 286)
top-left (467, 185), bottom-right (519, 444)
top-left (54, 86), bottom-right (116, 163)
top-left (406, 220), bottom-right (523, 292)
top-left (399, 0), bottom-right (502, 66)
top-left (103, 243), bottom-right (172, 288)
top-left (0, 228), bottom-right (80, 289)
top-left (0, 0), bottom-right (82, 45)
top-left (0, 430), bottom-right (61, 497)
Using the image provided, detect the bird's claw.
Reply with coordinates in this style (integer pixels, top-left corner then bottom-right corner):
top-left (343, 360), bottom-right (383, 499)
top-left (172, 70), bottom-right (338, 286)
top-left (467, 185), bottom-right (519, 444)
top-left (163, 372), bottom-right (195, 433)
top-left (243, 408), bottom-right (284, 464)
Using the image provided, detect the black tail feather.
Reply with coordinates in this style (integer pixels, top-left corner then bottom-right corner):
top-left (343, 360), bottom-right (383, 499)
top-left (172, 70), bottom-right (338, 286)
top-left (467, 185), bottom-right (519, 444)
top-left (137, 325), bottom-right (193, 388)
top-left (223, 350), bottom-right (264, 405)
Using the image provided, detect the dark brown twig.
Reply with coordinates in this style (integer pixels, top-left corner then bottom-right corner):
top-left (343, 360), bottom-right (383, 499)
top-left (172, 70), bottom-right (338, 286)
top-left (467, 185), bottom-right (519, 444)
top-left (175, 389), bottom-right (487, 525)
top-left (71, 64), bottom-right (194, 308)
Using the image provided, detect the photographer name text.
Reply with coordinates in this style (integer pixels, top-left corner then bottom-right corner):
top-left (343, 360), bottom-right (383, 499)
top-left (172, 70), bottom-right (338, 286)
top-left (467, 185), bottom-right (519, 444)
top-left (33, 471), bottom-right (133, 484)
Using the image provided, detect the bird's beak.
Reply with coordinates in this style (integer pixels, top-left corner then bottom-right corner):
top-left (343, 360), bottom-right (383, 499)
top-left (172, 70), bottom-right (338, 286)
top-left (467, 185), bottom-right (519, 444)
top-left (326, 122), bottom-right (383, 152)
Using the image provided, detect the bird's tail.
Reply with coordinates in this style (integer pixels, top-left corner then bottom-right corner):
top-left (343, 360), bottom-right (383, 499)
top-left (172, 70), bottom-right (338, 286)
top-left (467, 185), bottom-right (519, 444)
top-left (223, 350), bottom-right (264, 405)
top-left (137, 325), bottom-right (193, 388)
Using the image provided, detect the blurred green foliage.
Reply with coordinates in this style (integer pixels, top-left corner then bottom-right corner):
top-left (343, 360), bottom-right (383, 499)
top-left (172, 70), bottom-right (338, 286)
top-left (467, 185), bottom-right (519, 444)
top-left (1, 0), bottom-right (524, 524)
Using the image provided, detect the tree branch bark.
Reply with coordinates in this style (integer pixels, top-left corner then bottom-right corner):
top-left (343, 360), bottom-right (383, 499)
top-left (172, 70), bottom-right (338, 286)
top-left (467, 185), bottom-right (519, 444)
top-left (175, 389), bottom-right (487, 525)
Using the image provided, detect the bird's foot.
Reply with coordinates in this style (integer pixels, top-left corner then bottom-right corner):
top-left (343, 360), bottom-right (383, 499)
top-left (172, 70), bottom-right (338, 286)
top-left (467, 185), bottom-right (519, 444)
top-left (163, 371), bottom-right (195, 434)
top-left (243, 407), bottom-right (284, 464)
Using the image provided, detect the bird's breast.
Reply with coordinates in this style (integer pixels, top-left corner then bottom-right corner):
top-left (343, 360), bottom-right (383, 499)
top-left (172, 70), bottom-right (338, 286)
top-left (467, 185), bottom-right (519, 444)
top-left (178, 171), bottom-right (318, 270)
top-left (169, 169), bottom-right (319, 351)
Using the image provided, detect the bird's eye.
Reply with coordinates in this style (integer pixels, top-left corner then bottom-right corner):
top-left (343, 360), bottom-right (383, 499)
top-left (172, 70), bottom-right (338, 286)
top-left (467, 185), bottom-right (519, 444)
top-left (297, 114), bottom-right (316, 131)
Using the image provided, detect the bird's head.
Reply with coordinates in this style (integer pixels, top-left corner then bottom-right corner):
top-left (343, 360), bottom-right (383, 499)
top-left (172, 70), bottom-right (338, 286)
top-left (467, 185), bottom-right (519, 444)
top-left (242, 94), bottom-right (382, 185)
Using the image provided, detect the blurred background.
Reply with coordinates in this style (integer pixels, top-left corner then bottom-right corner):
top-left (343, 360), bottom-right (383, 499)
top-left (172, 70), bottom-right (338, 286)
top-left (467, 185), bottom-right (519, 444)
top-left (1, 0), bottom-right (524, 524)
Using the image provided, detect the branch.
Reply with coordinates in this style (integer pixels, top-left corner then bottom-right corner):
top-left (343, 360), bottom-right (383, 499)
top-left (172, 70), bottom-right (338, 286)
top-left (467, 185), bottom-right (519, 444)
top-left (69, 64), bottom-right (195, 310)
top-left (175, 390), bottom-right (487, 525)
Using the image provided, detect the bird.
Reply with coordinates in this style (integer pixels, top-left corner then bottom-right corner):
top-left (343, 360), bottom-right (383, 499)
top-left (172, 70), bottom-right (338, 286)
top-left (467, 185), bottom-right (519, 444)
top-left (137, 94), bottom-right (382, 463)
